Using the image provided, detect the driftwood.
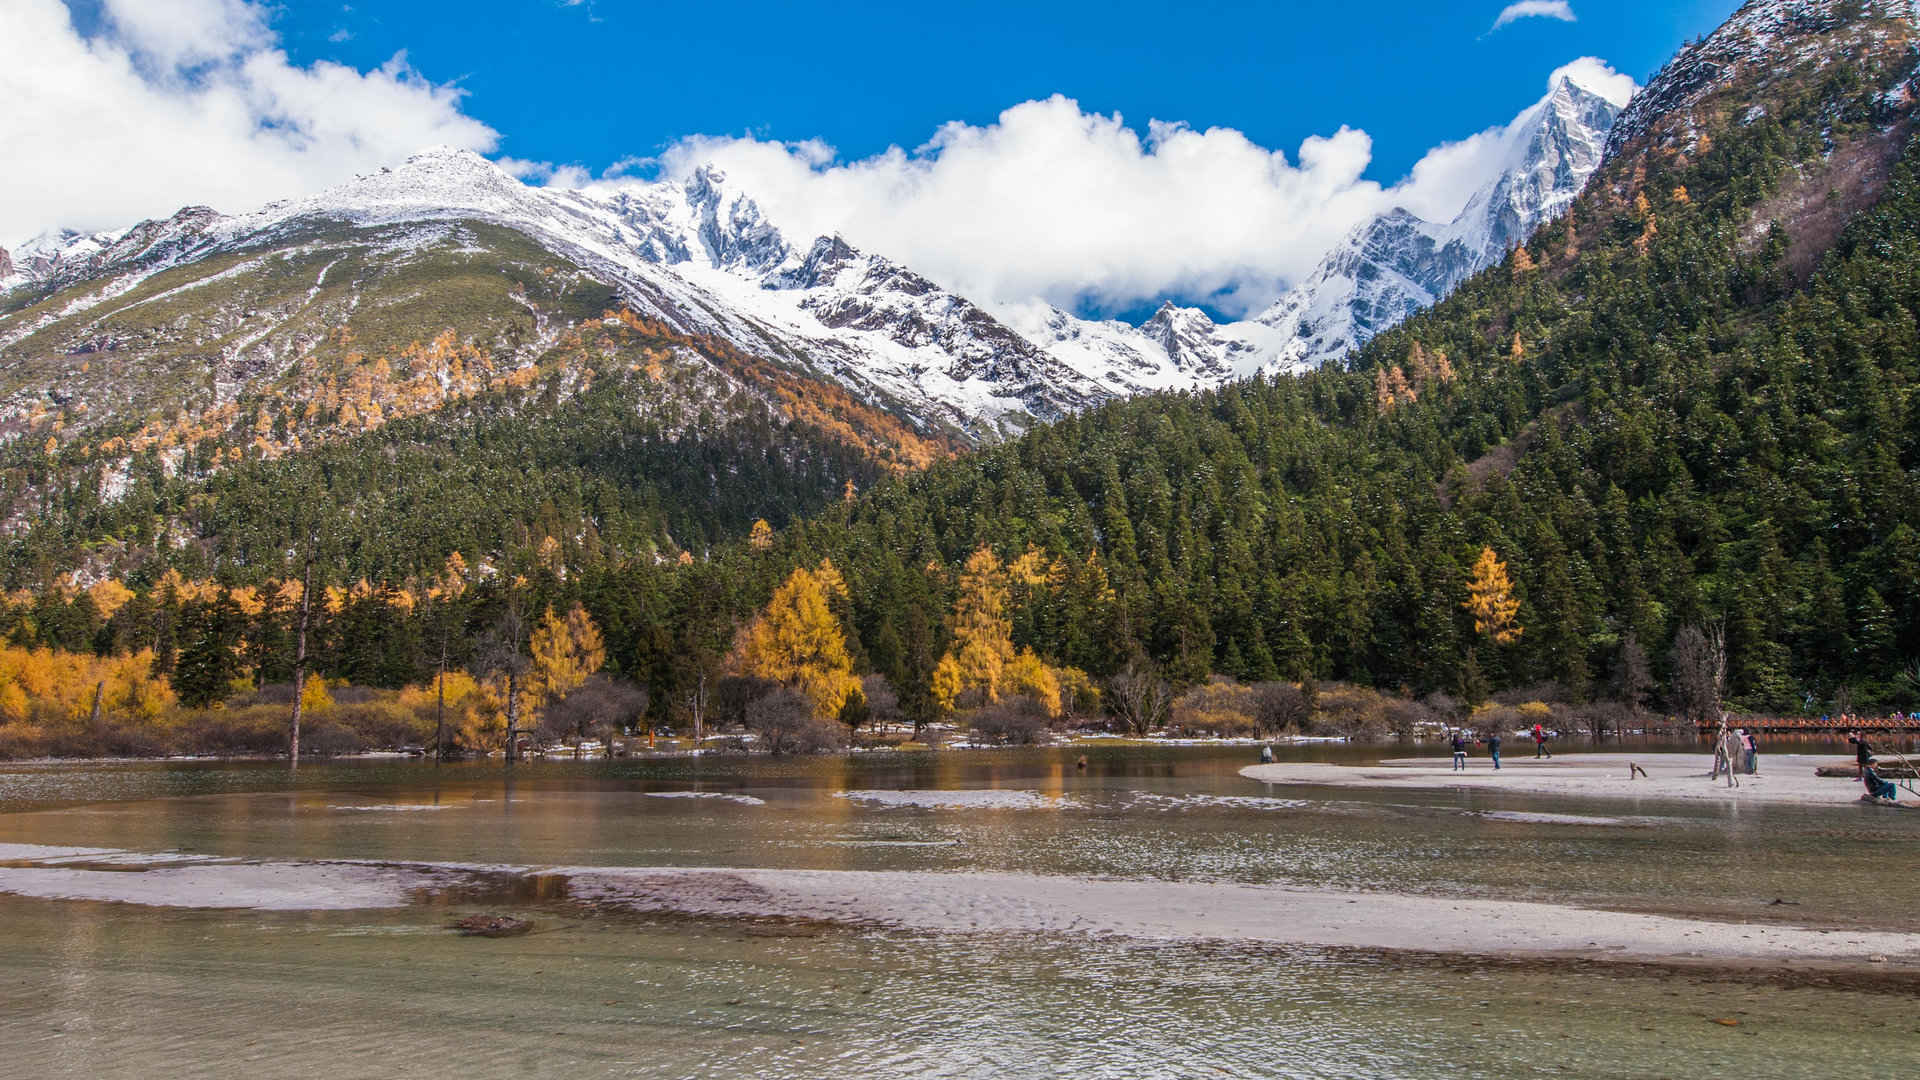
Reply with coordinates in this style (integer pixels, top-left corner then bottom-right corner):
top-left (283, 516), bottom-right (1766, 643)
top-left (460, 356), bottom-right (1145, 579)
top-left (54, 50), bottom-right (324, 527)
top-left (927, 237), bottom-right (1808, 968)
top-left (450, 914), bottom-right (533, 938)
top-left (1814, 762), bottom-right (1918, 779)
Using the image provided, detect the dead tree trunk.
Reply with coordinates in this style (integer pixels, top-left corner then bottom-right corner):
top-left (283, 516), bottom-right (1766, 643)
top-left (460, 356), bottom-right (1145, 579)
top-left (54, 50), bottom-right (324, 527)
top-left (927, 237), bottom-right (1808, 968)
top-left (434, 637), bottom-right (449, 763)
top-left (504, 666), bottom-right (520, 764)
top-left (89, 680), bottom-right (105, 727)
top-left (289, 553), bottom-right (314, 770)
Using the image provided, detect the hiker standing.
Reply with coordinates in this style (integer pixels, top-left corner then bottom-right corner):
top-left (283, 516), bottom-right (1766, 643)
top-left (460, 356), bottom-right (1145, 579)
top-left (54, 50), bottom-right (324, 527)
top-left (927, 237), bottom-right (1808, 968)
top-left (1484, 731), bottom-right (1502, 771)
top-left (1742, 729), bottom-right (1759, 775)
top-left (1531, 723), bottom-right (1552, 759)
top-left (1848, 731), bottom-right (1875, 779)
top-left (1451, 730), bottom-right (1469, 772)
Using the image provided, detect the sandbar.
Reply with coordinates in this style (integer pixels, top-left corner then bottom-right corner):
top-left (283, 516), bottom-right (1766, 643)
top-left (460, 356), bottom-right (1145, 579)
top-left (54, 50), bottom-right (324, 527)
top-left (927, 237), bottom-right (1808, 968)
top-left (1242, 752), bottom-right (1906, 807)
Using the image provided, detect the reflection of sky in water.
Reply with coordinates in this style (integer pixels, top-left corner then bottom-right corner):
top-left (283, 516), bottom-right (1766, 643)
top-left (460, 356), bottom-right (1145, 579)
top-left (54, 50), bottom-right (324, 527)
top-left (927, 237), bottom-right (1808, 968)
top-left (0, 747), bottom-right (1910, 930)
top-left (0, 894), bottom-right (1910, 1080)
top-left (0, 747), bottom-right (1914, 1078)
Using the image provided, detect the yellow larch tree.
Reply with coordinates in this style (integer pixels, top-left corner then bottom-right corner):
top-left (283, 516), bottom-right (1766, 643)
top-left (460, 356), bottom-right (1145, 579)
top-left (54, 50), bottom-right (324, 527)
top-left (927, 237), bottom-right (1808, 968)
top-left (731, 566), bottom-right (860, 721)
top-left (749, 519), bottom-right (775, 550)
top-left (528, 603), bottom-right (606, 712)
top-left (1463, 546), bottom-right (1524, 645)
top-left (931, 547), bottom-right (1068, 717)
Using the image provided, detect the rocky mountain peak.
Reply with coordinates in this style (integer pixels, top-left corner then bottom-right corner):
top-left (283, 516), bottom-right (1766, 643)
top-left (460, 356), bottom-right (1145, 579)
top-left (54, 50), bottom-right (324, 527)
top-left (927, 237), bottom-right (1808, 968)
top-left (1607, 0), bottom-right (1917, 158)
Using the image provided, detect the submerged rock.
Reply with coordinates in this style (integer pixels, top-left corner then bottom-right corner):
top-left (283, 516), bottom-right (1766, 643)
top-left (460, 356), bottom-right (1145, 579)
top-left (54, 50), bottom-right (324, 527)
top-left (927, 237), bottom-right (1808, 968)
top-left (450, 914), bottom-right (532, 938)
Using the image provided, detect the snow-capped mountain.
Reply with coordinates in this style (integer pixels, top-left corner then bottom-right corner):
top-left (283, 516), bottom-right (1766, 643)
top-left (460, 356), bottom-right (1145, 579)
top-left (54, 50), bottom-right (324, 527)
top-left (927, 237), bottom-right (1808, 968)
top-left (1243, 71), bottom-right (1626, 370)
top-left (1, 149), bottom-right (1109, 438)
top-left (2, 67), bottom-right (1630, 438)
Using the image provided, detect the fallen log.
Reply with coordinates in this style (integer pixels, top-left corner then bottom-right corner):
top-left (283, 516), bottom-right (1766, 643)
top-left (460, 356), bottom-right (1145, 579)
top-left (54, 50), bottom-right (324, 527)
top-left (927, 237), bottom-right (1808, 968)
top-left (1814, 762), bottom-right (1917, 779)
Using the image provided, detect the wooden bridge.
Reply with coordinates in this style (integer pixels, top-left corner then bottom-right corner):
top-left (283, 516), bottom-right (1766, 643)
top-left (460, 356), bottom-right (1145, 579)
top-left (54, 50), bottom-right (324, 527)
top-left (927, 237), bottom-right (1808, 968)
top-left (1693, 715), bottom-right (1920, 735)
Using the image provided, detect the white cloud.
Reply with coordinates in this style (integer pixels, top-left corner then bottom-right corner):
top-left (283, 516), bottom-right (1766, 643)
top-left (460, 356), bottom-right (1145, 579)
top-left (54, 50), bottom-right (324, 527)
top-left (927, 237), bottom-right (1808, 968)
top-left (1491, 1), bottom-right (1576, 32)
top-left (1551, 56), bottom-right (1637, 108)
top-left (0, 0), bottom-right (499, 244)
top-left (610, 61), bottom-right (1631, 317)
top-left (637, 97), bottom-right (1387, 316)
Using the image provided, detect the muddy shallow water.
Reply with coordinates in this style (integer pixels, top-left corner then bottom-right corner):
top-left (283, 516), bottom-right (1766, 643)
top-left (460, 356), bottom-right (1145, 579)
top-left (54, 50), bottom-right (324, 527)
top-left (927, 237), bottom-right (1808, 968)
top-left (0, 745), bottom-right (1915, 1078)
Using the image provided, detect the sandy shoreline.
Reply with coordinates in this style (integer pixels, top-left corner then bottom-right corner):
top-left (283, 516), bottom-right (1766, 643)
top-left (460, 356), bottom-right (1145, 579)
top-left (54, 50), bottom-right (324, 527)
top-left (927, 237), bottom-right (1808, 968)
top-left (0, 843), bottom-right (1914, 972)
top-left (1241, 752), bottom-right (1909, 807)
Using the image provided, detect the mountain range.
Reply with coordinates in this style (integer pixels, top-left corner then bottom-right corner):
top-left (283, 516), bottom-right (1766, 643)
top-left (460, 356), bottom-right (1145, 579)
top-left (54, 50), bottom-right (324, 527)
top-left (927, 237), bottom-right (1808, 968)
top-left (0, 65), bottom-right (1626, 450)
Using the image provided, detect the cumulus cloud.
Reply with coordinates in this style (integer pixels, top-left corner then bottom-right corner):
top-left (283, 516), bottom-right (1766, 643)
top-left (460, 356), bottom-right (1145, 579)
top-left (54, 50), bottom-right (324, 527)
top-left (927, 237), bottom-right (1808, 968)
top-left (0, 0), bottom-right (499, 244)
top-left (1491, 1), bottom-right (1576, 32)
top-left (603, 60), bottom-right (1633, 317)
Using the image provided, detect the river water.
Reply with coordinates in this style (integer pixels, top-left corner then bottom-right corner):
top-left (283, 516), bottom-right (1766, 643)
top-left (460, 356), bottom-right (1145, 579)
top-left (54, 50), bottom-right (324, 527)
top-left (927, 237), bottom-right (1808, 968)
top-left (0, 745), bottom-right (1914, 1078)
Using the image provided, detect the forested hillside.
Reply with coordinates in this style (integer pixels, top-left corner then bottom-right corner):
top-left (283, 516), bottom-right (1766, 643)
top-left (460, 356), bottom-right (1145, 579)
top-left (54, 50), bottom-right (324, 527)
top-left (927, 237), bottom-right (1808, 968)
top-left (2, 0), bottom-right (1916, 754)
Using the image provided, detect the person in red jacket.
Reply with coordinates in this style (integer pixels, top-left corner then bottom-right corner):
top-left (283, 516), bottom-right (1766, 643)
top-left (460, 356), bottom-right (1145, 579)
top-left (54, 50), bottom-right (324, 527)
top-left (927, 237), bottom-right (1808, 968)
top-left (1531, 723), bottom-right (1552, 759)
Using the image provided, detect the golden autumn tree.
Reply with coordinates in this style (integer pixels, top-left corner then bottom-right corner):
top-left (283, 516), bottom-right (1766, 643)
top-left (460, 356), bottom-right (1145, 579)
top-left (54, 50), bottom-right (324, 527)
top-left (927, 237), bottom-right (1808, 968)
top-left (731, 566), bottom-right (860, 721)
top-left (937, 547), bottom-right (1016, 707)
top-left (1463, 546), bottom-right (1524, 645)
top-left (931, 547), bottom-right (1068, 717)
top-left (749, 519), bottom-right (775, 550)
top-left (1510, 244), bottom-right (1536, 273)
top-left (528, 603), bottom-right (606, 713)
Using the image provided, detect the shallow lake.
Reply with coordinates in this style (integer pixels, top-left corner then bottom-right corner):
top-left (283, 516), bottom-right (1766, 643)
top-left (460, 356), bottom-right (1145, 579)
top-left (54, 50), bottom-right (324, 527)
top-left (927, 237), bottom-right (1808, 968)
top-left (0, 744), bottom-right (1914, 1078)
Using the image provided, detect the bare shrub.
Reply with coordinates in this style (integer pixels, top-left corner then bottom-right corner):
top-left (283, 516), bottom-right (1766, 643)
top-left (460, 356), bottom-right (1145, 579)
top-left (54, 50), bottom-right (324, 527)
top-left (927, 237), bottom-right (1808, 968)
top-left (1171, 678), bottom-right (1259, 737)
top-left (1313, 683), bottom-right (1394, 738)
top-left (860, 675), bottom-right (903, 733)
top-left (1107, 659), bottom-right (1172, 735)
top-left (744, 688), bottom-right (845, 756)
top-left (1383, 697), bottom-right (1437, 739)
top-left (1253, 682), bottom-right (1309, 734)
top-left (1573, 700), bottom-right (1632, 742)
top-left (542, 675), bottom-right (648, 756)
top-left (967, 698), bottom-right (1051, 745)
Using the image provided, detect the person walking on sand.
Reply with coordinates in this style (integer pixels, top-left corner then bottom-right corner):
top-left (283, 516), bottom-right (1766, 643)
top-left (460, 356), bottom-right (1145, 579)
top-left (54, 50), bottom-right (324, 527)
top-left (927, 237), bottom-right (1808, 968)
top-left (1531, 723), bottom-right (1552, 759)
top-left (1483, 730), bottom-right (1502, 770)
top-left (1451, 730), bottom-right (1469, 771)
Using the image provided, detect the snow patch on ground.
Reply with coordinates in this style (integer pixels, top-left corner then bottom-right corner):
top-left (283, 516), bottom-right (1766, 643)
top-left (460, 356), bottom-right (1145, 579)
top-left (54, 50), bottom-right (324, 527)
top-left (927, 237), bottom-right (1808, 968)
top-left (836, 789), bottom-right (1075, 811)
top-left (644, 791), bottom-right (766, 806)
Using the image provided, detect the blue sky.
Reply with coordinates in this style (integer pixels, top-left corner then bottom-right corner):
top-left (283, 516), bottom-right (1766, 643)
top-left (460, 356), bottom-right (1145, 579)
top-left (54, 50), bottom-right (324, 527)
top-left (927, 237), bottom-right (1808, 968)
top-left (271, 0), bottom-right (1739, 187)
top-left (12, 0), bottom-right (1744, 316)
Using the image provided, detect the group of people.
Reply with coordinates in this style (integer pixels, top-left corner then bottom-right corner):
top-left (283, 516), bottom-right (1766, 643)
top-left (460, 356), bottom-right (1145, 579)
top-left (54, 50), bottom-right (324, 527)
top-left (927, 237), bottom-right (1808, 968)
top-left (1708, 721), bottom-right (1759, 786)
top-left (1447, 724), bottom-right (1553, 771)
top-left (1850, 730), bottom-right (1903, 803)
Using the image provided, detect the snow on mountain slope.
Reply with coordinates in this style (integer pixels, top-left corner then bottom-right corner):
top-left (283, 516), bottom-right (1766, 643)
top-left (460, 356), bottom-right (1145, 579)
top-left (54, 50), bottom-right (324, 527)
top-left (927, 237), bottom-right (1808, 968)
top-left (1608, 0), bottom-right (1916, 158)
top-left (1245, 71), bottom-right (1626, 370)
top-left (3, 65), bottom-right (1628, 433)
top-left (2, 149), bottom-right (1106, 438)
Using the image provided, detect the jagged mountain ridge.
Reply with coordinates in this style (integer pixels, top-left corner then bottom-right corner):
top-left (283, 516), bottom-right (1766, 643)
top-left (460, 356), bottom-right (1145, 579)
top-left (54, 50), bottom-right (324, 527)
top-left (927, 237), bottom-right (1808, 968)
top-left (0, 151), bottom-right (1110, 442)
top-left (1246, 71), bottom-right (1626, 370)
top-left (2, 64), bottom-right (1633, 446)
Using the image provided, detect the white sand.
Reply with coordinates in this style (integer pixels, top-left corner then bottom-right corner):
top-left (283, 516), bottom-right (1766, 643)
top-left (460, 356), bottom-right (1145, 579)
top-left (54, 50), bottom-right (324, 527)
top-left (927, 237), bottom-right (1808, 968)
top-left (1242, 753), bottom-right (1901, 806)
top-left (565, 866), bottom-right (1920, 968)
top-left (1, 842), bottom-right (1915, 968)
top-left (0, 859), bottom-right (433, 910)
